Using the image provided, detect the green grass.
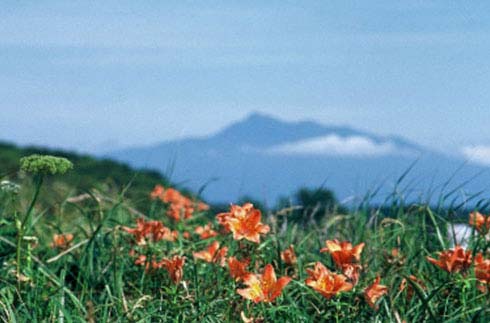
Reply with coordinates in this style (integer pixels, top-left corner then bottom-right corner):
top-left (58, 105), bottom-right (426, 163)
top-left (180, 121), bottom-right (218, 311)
top-left (1, 155), bottom-right (490, 322)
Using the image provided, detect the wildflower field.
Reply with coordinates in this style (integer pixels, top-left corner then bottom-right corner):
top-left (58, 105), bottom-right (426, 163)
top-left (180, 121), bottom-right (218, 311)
top-left (1, 154), bottom-right (490, 322)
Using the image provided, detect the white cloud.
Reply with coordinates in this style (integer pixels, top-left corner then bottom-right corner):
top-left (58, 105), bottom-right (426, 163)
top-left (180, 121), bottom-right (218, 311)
top-left (267, 135), bottom-right (398, 157)
top-left (462, 146), bottom-right (490, 166)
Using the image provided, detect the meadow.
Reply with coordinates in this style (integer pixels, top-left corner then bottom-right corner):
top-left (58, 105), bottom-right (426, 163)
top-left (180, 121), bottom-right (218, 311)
top-left (1, 152), bottom-right (490, 322)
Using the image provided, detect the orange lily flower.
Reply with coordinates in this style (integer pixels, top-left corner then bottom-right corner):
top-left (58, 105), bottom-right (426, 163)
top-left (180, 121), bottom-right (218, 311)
top-left (197, 201), bottom-right (210, 212)
top-left (475, 253), bottom-right (490, 292)
top-left (215, 246), bottom-right (229, 267)
top-left (216, 203), bottom-right (255, 232)
top-left (217, 203), bottom-right (270, 243)
top-left (194, 222), bottom-right (218, 240)
top-left (166, 202), bottom-right (195, 221)
top-left (237, 264), bottom-right (291, 303)
top-left (153, 226), bottom-right (178, 242)
top-left (426, 245), bottom-right (472, 273)
top-left (150, 184), bottom-right (165, 200)
top-left (160, 255), bottom-right (186, 284)
top-left (162, 187), bottom-right (184, 204)
top-left (51, 233), bottom-right (74, 249)
top-left (305, 262), bottom-right (353, 299)
top-left (123, 218), bottom-right (177, 245)
top-left (228, 257), bottom-right (251, 281)
top-left (193, 241), bottom-right (220, 263)
top-left (469, 211), bottom-right (490, 234)
top-left (281, 245), bottom-right (297, 265)
top-left (228, 211), bottom-right (270, 243)
top-left (341, 264), bottom-right (363, 286)
top-left (320, 239), bottom-right (365, 284)
top-left (364, 276), bottom-right (388, 310)
top-left (193, 241), bottom-right (228, 266)
top-left (321, 239), bottom-right (365, 265)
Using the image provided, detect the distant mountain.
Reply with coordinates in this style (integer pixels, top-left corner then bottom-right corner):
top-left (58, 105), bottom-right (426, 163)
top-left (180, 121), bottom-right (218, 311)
top-left (108, 113), bottom-right (490, 205)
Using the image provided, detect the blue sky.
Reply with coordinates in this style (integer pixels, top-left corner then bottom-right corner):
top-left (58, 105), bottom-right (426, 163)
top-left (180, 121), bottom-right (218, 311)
top-left (1, 1), bottom-right (489, 156)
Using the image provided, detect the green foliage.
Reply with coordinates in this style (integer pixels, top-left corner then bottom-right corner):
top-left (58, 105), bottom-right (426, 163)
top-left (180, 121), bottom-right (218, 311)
top-left (0, 141), bottom-right (175, 213)
top-left (276, 187), bottom-right (347, 226)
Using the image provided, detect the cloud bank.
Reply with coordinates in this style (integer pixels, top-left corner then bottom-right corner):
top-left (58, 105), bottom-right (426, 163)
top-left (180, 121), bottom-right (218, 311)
top-left (462, 146), bottom-right (490, 166)
top-left (267, 135), bottom-right (398, 157)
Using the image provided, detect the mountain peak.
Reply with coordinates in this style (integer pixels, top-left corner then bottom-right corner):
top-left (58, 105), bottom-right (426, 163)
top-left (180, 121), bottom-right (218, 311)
top-left (208, 112), bottom-right (425, 152)
top-left (243, 111), bottom-right (279, 123)
top-left (231, 112), bottom-right (286, 131)
top-left (212, 112), bottom-right (330, 147)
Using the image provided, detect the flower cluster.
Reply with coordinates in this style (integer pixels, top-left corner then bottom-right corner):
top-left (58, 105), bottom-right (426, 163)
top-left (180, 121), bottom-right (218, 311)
top-left (303, 239), bottom-right (388, 309)
top-left (20, 154), bottom-right (73, 175)
top-left (194, 222), bottom-right (218, 240)
top-left (123, 218), bottom-right (178, 245)
top-left (321, 239), bottom-right (365, 285)
top-left (421, 211), bottom-right (490, 294)
top-left (118, 186), bottom-right (490, 316)
top-left (150, 185), bottom-right (209, 221)
top-left (0, 180), bottom-right (21, 194)
top-left (119, 197), bottom-right (394, 308)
